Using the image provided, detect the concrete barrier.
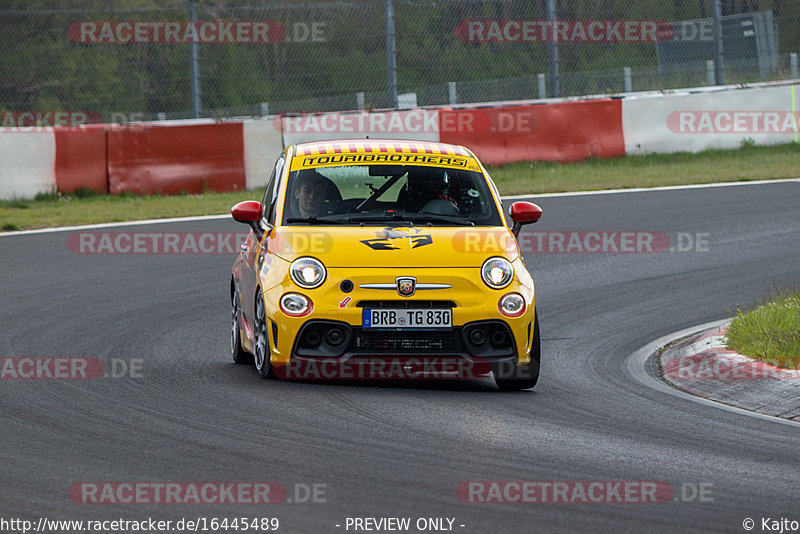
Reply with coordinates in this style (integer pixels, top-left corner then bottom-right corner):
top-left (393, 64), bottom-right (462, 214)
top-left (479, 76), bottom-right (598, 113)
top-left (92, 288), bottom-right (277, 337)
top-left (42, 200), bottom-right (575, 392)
top-left (439, 99), bottom-right (625, 165)
top-left (0, 130), bottom-right (56, 200)
top-left (54, 125), bottom-right (108, 194)
top-left (623, 84), bottom-right (798, 154)
top-left (243, 118), bottom-right (284, 190)
top-left (0, 80), bottom-right (796, 200)
top-left (107, 122), bottom-right (246, 195)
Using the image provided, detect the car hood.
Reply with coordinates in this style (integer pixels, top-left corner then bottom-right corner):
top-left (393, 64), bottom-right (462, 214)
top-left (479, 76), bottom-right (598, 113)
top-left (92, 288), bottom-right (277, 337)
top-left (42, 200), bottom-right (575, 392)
top-left (268, 226), bottom-right (520, 268)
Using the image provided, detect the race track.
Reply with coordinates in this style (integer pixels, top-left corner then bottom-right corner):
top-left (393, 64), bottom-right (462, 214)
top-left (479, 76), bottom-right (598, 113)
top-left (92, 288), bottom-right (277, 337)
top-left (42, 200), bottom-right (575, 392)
top-left (1, 181), bottom-right (799, 533)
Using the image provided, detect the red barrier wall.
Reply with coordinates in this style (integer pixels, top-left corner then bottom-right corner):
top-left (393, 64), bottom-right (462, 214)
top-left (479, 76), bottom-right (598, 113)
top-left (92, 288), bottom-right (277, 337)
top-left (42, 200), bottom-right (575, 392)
top-left (107, 123), bottom-right (246, 195)
top-left (439, 99), bottom-right (624, 165)
top-left (54, 125), bottom-right (108, 193)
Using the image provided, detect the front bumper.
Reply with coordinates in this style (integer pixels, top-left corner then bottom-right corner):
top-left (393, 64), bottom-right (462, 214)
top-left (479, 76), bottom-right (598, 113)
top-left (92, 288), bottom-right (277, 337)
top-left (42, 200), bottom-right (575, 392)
top-left (260, 266), bottom-right (535, 368)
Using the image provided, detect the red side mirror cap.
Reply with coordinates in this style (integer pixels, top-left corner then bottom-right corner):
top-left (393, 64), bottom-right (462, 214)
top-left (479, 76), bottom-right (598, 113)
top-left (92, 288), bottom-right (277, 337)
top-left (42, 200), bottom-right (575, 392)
top-left (231, 201), bottom-right (263, 224)
top-left (509, 201), bottom-right (542, 225)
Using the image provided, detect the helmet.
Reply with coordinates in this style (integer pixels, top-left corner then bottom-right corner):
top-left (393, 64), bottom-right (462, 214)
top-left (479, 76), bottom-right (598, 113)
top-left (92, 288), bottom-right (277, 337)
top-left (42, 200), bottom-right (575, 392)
top-left (406, 166), bottom-right (448, 198)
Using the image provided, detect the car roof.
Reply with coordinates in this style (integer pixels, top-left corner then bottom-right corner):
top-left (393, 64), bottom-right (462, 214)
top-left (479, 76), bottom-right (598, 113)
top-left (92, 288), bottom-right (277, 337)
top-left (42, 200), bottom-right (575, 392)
top-left (292, 139), bottom-right (473, 158)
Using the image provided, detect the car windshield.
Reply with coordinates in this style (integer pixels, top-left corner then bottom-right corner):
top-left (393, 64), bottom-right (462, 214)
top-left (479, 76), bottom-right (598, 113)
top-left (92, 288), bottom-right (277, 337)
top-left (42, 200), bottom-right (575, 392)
top-left (282, 164), bottom-right (503, 226)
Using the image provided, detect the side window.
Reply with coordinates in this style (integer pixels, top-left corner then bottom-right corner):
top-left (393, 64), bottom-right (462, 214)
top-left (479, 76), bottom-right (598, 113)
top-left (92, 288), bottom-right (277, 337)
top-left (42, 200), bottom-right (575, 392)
top-left (261, 156), bottom-right (285, 226)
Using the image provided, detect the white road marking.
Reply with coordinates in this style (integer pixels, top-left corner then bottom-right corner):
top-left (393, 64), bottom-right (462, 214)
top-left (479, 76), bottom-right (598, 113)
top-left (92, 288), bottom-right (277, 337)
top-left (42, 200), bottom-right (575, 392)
top-left (503, 177), bottom-right (800, 200)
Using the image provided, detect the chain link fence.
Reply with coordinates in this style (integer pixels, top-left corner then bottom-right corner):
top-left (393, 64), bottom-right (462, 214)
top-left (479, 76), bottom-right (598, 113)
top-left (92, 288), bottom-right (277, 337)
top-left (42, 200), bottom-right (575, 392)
top-left (1, 0), bottom-right (798, 122)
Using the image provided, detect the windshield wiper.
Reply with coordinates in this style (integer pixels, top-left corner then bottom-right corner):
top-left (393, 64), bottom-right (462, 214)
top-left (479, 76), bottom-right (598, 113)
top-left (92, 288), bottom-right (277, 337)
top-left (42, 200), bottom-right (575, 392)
top-left (284, 215), bottom-right (346, 225)
top-left (344, 213), bottom-right (415, 225)
top-left (406, 213), bottom-right (476, 226)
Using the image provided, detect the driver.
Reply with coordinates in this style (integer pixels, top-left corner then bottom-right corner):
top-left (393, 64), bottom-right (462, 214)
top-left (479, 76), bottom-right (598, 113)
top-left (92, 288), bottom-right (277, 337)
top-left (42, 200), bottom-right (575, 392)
top-left (400, 166), bottom-right (457, 212)
top-left (293, 171), bottom-right (329, 218)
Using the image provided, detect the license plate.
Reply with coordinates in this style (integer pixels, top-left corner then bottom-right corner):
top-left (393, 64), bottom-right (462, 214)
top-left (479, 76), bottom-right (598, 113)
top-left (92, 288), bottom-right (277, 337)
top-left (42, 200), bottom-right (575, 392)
top-left (363, 308), bottom-right (452, 329)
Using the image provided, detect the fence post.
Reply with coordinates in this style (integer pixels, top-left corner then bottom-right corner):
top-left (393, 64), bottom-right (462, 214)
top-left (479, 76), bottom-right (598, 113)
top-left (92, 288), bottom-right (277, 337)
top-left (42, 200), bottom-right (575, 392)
top-left (260, 103), bottom-right (270, 117)
top-left (384, 0), bottom-right (398, 109)
top-left (356, 92), bottom-right (365, 111)
top-left (624, 67), bottom-right (632, 92)
top-left (791, 53), bottom-right (798, 80)
top-left (448, 82), bottom-right (457, 105)
top-left (189, 0), bottom-right (201, 118)
top-left (707, 60), bottom-right (716, 85)
top-left (712, 0), bottom-right (725, 85)
top-left (546, 0), bottom-right (560, 97)
top-left (538, 74), bottom-right (546, 99)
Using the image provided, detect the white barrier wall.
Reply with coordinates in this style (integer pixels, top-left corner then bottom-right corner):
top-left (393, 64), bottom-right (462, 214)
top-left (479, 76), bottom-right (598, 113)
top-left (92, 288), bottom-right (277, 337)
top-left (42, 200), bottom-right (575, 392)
top-left (0, 130), bottom-right (56, 200)
top-left (243, 118), bottom-right (284, 190)
top-left (622, 85), bottom-right (798, 155)
top-left (279, 109), bottom-right (441, 147)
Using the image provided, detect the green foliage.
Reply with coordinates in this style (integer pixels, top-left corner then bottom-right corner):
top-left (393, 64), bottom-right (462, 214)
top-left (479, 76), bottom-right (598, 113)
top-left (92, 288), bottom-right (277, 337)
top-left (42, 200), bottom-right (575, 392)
top-left (727, 288), bottom-right (800, 368)
top-left (0, 0), bottom-right (797, 115)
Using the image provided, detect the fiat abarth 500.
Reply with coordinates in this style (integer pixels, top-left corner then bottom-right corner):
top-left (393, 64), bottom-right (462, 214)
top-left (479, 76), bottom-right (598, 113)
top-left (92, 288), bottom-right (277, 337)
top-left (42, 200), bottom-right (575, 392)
top-left (229, 139), bottom-right (543, 390)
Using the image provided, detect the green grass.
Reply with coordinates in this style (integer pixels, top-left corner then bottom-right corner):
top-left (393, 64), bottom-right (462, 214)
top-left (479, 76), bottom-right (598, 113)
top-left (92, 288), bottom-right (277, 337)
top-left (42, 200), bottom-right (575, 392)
top-left (0, 190), bottom-right (257, 231)
top-left (1, 142), bottom-right (798, 232)
top-left (491, 142), bottom-right (799, 195)
top-left (726, 288), bottom-right (800, 369)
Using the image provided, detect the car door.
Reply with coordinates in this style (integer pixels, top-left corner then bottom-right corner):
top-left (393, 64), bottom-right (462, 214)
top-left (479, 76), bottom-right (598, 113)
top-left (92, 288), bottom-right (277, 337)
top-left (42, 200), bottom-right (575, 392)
top-left (241, 155), bottom-right (285, 330)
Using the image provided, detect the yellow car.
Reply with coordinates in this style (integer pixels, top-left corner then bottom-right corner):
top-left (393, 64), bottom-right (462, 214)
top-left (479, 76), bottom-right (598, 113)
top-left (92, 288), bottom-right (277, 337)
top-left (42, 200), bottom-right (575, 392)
top-left (229, 139), bottom-right (542, 390)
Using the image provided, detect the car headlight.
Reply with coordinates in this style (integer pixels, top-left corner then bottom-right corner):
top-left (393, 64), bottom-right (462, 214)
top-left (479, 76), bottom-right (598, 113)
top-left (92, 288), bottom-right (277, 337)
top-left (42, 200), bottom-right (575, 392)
top-left (290, 257), bottom-right (326, 289)
top-left (280, 293), bottom-right (313, 317)
top-left (498, 293), bottom-right (526, 317)
top-left (481, 257), bottom-right (513, 289)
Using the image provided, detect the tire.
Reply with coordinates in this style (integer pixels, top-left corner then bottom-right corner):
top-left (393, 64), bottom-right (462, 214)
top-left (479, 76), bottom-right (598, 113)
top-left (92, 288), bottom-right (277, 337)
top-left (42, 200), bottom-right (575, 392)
top-left (494, 312), bottom-right (540, 391)
top-left (231, 292), bottom-right (252, 365)
top-left (253, 290), bottom-right (274, 379)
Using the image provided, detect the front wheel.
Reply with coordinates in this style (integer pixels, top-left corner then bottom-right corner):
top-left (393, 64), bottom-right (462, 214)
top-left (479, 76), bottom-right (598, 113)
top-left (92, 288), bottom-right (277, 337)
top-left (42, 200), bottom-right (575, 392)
top-left (253, 290), bottom-right (274, 379)
top-left (494, 313), bottom-right (540, 391)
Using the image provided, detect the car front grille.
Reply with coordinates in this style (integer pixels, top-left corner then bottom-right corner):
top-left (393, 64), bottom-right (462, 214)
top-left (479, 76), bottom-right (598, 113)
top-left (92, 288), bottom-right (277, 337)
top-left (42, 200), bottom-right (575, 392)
top-left (350, 328), bottom-right (462, 353)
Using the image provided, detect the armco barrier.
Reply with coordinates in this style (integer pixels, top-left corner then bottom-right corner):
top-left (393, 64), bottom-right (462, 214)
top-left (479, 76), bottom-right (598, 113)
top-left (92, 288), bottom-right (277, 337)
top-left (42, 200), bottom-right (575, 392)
top-left (54, 125), bottom-right (107, 194)
top-left (0, 130), bottom-right (56, 200)
top-left (107, 122), bottom-right (246, 195)
top-left (622, 84), bottom-right (798, 154)
top-left (439, 99), bottom-right (625, 165)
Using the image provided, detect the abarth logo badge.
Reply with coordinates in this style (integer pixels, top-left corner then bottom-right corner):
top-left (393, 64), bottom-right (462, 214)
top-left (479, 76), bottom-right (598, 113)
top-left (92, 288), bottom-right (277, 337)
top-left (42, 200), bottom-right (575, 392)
top-left (396, 277), bottom-right (416, 297)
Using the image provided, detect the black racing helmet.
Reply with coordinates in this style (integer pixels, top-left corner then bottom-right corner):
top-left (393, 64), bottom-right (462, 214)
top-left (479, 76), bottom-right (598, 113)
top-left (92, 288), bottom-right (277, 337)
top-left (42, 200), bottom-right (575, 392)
top-left (406, 166), bottom-right (448, 197)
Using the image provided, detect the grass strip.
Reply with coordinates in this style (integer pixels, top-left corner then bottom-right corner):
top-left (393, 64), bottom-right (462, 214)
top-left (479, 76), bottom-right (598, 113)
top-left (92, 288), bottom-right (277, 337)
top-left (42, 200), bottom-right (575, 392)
top-left (726, 288), bottom-right (800, 369)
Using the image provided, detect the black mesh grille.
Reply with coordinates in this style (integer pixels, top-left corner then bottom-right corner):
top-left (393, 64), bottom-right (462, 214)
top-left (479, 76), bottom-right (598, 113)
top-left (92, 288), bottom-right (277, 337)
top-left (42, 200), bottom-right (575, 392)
top-left (271, 321), bottom-right (279, 348)
top-left (357, 300), bottom-right (456, 309)
top-left (351, 328), bottom-right (462, 353)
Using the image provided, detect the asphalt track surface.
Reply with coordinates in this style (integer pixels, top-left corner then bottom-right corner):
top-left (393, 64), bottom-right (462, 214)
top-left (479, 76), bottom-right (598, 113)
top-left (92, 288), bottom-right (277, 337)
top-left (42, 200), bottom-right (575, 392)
top-left (1, 181), bottom-right (799, 533)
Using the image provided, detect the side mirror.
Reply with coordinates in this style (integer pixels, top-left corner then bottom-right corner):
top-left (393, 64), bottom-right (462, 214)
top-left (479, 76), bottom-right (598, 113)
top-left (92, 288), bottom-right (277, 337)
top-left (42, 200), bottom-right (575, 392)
top-left (509, 201), bottom-right (542, 238)
top-left (231, 201), bottom-right (264, 237)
